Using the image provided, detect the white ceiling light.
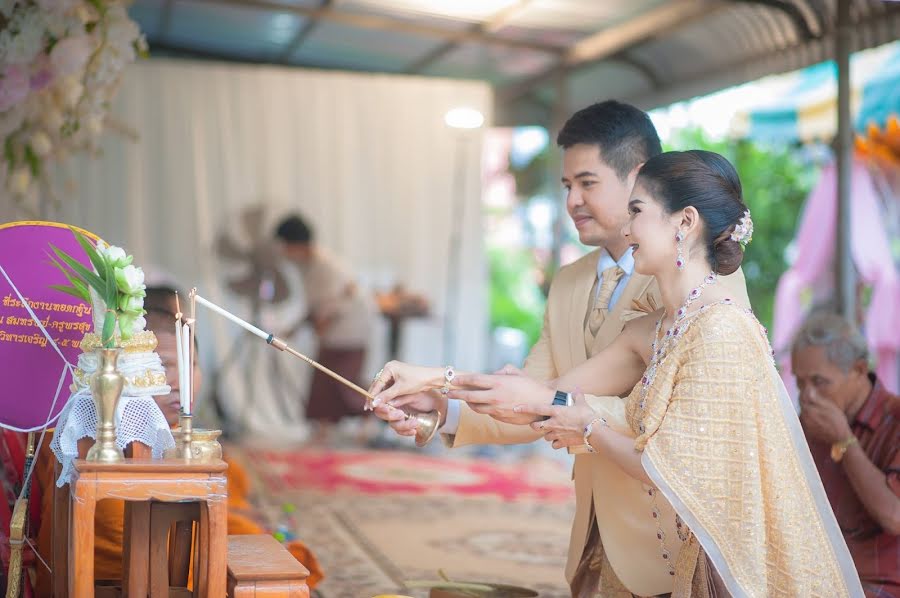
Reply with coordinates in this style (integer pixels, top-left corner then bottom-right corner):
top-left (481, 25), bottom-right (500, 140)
top-left (444, 107), bottom-right (485, 129)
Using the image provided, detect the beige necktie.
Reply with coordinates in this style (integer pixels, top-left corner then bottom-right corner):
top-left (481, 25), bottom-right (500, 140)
top-left (584, 266), bottom-right (625, 353)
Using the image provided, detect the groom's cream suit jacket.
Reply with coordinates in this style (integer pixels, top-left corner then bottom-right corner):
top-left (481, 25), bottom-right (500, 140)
top-left (444, 249), bottom-right (749, 596)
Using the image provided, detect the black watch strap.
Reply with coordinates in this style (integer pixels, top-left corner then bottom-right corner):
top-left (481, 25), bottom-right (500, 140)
top-left (543, 391), bottom-right (571, 421)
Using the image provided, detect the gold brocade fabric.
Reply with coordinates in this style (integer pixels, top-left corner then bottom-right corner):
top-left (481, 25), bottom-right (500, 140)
top-left (624, 304), bottom-right (854, 598)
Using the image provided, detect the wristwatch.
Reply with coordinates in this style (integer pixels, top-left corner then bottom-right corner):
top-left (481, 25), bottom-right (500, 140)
top-left (830, 435), bottom-right (858, 463)
top-left (543, 391), bottom-right (572, 421)
top-left (552, 391), bottom-right (574, 407)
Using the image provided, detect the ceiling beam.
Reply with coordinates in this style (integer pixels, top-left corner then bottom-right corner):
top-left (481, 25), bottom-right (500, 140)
top-left (405, 0), bottom-right (532, 74)
top-left (277, 0), bottom-right (332, 63)
top-left (498, 0), bottom-right (720, 104)
top-left (193, 0), bottom-right (566, 56)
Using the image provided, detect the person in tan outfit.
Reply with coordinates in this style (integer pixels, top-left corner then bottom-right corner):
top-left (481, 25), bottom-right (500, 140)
top-left (370, 101), bottom-right (750, 597)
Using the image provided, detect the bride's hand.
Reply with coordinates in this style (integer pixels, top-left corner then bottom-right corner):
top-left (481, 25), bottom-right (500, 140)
top-left (515, 392), bottom-right (596, 450)
top-left (368, 361), bottom-right (443, 408)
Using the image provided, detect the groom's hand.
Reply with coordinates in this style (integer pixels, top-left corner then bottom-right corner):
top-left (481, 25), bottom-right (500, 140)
top-left (450, 371), bottom-right (553, 425)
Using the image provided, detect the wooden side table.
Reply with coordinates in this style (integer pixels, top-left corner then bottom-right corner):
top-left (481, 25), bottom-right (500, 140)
top-left (226, 535), bottom-right (310, 598)
top-left (68, 458), bottom-right (228, 598)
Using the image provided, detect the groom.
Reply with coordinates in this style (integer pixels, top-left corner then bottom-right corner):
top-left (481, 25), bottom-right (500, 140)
top-left (375, 100), bottom-right (750, 596)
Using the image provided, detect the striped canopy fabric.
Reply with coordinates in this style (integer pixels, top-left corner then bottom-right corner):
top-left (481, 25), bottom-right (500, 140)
top-left (730, 41), bottom-right (900, 143)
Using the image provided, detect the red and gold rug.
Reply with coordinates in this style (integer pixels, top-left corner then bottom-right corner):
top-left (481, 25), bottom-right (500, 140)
top-left (235, 446), bottom-right (574, 598)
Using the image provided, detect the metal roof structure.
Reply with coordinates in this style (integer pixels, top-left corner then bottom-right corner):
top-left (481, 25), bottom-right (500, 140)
top-left (131, 0), bottom-right (899, 124)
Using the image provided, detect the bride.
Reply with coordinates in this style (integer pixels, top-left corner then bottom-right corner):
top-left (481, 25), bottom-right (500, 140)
top-left (369, 150), bottom-right (862, 597)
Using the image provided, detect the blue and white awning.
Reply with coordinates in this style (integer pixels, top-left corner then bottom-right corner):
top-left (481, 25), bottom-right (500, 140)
top-left (730, 41), bottom-right (900, 143)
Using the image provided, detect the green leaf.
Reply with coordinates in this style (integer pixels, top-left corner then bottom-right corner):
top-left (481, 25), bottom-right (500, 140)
top-left (71, 229), bottom-right (107, 278)
top-left (101, 310), bottom-right (117, 348)
top-left (50, 284), bottom-right (90, 302)
top-left (103, 255), bottom-right (117, 311)
top-left (46, 253), bottom-right (85, 288)
top-left (49, 244), bottom-right (106, 294)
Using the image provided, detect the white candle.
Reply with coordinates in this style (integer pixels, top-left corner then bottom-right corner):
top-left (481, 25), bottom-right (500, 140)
top-left (182, 323), bottom-right (192, 415)
top-left (194, 295), bottom-right (270, 341)
top-left (175, 318), bottom-right (186, 413)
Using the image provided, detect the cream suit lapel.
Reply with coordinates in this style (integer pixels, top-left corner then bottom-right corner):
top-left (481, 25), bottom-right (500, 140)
top-left (589, 272), bottom-right (653, 356)
top-left (567, 250), bottom-right (601, 367)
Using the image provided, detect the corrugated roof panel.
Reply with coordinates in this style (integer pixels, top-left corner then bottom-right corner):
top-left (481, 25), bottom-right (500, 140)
top-left (423, 42), bottom-right (556, 84)
top-left (291, 20), bottom-right (444, 72)
top-left (568, 61), bottom-right (654, 107)
top-left (493, 24), bottom-right (584, 47)
top-left (166, 1), bottom-right (306, 60)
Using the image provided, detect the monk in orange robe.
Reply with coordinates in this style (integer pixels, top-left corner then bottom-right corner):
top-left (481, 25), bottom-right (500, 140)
top-left (34, 287), bottom-right (322, 593)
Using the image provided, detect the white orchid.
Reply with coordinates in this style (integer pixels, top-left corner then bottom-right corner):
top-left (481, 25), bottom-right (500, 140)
top-left (102, 244), bottom-right (132, 268)
top-left (50, 230), bottom-right (147, 346)
top-left (114, 264), bottom-right (144, 295)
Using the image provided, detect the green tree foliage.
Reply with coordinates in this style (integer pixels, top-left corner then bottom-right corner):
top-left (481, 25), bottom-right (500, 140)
top-left (487, 245), bottom-right (546, 347)
top-left (665, 128), bottom-right (819, 330)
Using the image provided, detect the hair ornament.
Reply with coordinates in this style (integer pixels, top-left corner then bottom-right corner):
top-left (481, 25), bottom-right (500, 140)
top-left (730, 210), bottom-right (753, 248)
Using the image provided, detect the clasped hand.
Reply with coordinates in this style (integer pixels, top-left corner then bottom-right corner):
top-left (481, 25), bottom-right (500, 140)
top-left (366, 361), bottom-right (560, 431)
top-left (513, 392), bottom-right (596, 450)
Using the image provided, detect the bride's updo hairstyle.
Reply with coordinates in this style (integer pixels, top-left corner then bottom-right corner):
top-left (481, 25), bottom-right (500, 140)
top-left (637, 150), bottom-right (747, 275)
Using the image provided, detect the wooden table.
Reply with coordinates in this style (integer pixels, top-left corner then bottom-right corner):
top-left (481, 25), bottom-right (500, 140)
top-left (227, 535), bottom-right (310, 598)
top-left (68, 458), bottom-right (228, 597)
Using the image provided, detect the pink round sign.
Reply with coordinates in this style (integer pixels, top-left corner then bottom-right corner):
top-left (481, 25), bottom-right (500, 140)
top-left (0, 221), bottom-right (100, 431)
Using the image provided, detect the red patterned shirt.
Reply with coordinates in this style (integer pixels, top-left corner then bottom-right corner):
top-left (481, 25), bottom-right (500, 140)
top-left (807, 375), bottom-right (900, 598)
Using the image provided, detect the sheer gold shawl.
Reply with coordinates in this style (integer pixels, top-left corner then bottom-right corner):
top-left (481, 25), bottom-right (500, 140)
top-left (626, 304), bottom-right (862, 598)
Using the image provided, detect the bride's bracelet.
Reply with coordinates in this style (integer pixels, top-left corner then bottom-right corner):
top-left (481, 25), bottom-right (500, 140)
top-left (583, 416), bottom-right (608, 453)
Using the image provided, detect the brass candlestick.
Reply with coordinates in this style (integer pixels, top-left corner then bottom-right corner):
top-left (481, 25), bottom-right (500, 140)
top-left (179, 413), bottom-right (193, 459)
top-left (86, 348), bottom-right (125, 462)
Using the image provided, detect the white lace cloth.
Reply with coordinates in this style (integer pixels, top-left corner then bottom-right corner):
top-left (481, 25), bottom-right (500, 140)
top-left (50, 350), bottom-right (175, 487)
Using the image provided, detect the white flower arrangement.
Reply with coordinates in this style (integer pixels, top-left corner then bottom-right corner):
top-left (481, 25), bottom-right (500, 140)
top-left (0, 1), bottom-right (146, 207)
top-left (49, 229), bottom-right (146, 346)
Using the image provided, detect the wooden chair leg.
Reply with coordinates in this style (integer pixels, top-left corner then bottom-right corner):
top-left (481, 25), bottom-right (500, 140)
top-left (122, 501), bottom-right (151, 598)
top-left (148, 502), bottom-right (200, 596)
top-left (51, 459), bottom-right (69, 598)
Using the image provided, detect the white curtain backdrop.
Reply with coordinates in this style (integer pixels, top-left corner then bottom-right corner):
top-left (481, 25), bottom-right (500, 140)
top-left (46, 58), bottom-right (491, 440)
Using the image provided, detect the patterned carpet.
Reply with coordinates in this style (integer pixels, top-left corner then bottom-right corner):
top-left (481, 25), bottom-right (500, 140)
top-left (234, 446), bottom-right (575, 598)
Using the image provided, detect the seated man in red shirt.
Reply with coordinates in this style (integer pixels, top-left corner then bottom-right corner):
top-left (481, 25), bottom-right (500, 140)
top-left (792, 311), bottom-right (900, 598)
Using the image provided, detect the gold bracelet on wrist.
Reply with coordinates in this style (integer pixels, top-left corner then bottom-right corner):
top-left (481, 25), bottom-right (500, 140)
top-left (830, 434), bottom-right (857, 463)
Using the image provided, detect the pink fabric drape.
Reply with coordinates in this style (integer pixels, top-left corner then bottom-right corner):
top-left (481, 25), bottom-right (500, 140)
top-left (774, 159), bottom-right (900, 394)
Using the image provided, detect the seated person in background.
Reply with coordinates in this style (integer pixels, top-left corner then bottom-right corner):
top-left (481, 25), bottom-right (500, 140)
top-left (34, 285), bottom-right (323, 593)
top-left (792, 311), bottom-right (900, 598)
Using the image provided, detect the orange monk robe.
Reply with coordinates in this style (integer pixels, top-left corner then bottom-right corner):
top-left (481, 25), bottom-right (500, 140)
top-left (34, 438), bottom-right (323, 594)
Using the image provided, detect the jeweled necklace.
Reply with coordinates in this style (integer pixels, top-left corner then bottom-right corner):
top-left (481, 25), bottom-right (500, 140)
top-left (639, 271), bottom-right (717, 576)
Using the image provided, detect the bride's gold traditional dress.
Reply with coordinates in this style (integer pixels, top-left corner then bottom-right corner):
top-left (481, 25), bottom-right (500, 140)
top-left (620, 302), bottom-right (863, 598)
